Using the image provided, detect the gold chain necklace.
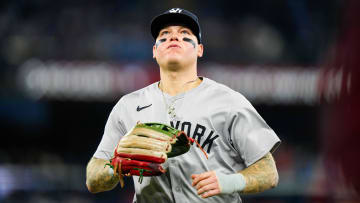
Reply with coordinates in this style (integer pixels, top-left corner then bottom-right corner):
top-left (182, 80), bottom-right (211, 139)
top-left (159, 77), bottom-right (199, 121)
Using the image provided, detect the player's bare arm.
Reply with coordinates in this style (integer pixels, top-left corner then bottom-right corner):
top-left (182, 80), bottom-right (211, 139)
top-left (240, 152), bottom-right (279, 194)
top-left (192, 152), bottom-right (278, 198)
top-left (86, 157), bottom-right (119, 193)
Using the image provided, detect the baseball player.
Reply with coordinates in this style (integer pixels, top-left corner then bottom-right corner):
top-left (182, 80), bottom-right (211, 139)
top-left (86, 8), bottom-right (281, 203)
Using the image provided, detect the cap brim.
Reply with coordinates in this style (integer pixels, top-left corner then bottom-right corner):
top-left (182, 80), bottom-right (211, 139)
top-left (151, 13), bottom-right (200, 41)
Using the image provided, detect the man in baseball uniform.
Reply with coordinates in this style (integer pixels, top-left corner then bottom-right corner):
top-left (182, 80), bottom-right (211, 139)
top-left (86, 8), bottom-right (281, 203)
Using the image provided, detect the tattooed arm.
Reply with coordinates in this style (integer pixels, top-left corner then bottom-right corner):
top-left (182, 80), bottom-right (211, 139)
top-left (86, 157), bottom-right (119, 193)
top-left (240, 152), bottom-right (279, 194)
top-left (192, 152), bottom-right (279, 198)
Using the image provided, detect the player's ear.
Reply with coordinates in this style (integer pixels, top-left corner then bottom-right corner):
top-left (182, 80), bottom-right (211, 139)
top-left (153, 44), bottom-right (156, 59)
top-left (197, 44), bottom-right (204, 58)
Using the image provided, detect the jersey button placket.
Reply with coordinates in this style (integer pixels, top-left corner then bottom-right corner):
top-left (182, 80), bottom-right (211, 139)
top-left (169, 159), bottom-right (184, 203)
top-left (173, 183), bottom-right (184, 203)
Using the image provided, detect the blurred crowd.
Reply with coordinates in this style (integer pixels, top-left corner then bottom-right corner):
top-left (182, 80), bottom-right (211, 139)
top-left (0, 0), bottom-right (338, 68)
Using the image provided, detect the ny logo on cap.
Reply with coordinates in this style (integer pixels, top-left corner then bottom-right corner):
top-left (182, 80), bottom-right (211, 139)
top-left (169, 8), bottom-right (182, 13)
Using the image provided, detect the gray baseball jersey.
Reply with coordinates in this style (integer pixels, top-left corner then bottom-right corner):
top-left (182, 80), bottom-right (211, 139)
top-left (93, 77), bottom-right (280, 203)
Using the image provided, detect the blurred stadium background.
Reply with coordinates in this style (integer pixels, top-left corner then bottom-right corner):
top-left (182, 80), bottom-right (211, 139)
top-left (1, 0), bottom-right (359, 202)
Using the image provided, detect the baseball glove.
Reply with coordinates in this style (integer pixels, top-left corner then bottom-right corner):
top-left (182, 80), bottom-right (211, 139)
top-left (106, 122), bottom-right (207, 187)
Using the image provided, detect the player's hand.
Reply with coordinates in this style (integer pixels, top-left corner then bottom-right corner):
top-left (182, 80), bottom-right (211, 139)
top-left (191, 171), bottom-right (221, 198)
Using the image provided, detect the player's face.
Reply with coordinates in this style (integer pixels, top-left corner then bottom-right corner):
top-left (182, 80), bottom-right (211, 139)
top-left (153, 25), bottom-right (203, 68)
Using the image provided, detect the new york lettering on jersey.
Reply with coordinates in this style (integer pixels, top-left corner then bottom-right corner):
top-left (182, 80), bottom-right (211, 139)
top-left (170, 121), bottom-right (219, 154)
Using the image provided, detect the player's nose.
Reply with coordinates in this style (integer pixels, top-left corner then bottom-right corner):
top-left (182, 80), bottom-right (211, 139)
top-left (169, 33), bottom-right (180, 41)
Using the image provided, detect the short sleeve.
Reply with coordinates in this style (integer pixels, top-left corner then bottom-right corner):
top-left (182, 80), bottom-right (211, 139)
top-left (227, 95), bottom-right (280, 167)
top-left (93, 98), bottom-right (127, 160)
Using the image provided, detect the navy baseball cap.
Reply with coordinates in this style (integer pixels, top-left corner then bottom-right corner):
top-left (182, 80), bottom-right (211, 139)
top-left (151, 8), bottom-right (202, 44)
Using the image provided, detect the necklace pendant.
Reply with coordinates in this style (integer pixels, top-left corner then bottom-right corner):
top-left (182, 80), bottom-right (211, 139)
top-left (170, 113), bottom-right (178, 122)
top-left (167, 106), bottom-right (173, 113)
top-left (168, 107), bottom-right (175, 115)
top-left (167, 107), bottom-right (178, 121)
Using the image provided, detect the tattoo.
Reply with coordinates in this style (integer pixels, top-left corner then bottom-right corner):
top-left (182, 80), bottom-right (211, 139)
top-left (239, 152), bottom-right (279, 194)
top-left (86, 157), bottom-right (119, 193)
top-left (155, 38), bottom-right (166, 48)
top-left (183, 37), bottom-right (196, 48)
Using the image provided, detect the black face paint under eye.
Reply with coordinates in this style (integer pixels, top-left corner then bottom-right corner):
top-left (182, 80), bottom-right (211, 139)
top-left (183, 37), bottom-right (196, 48)
top-left (155, 38), bottom-right (166, 48)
